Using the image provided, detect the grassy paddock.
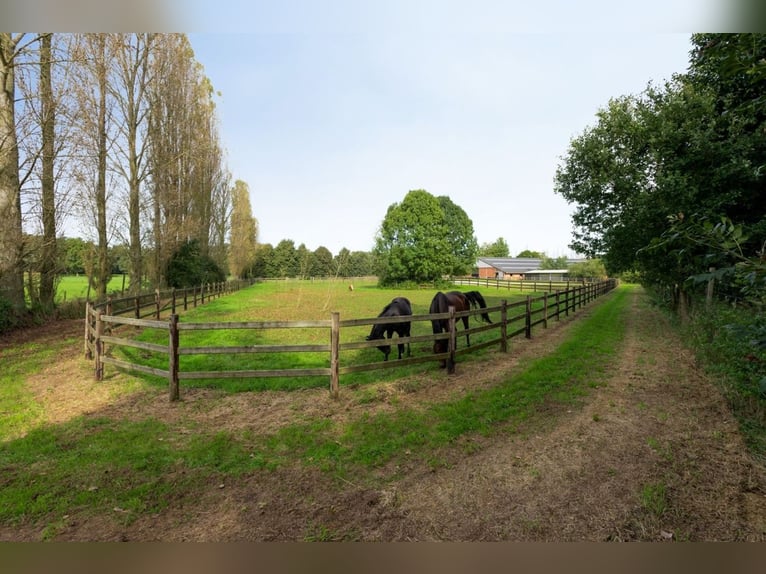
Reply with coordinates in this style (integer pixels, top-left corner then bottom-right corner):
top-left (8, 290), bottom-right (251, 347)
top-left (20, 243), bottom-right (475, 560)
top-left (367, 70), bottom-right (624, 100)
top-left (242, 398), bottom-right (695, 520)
top-left (55, 275), bottom-right (128, 302)
top-left (0, 284), bottom-right (629, 532)
top-left (115, 279), bottom-right (553, 391)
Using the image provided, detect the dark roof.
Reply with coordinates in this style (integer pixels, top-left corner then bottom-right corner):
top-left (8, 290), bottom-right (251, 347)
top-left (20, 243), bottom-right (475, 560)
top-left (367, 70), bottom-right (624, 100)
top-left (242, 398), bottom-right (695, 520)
top-left (478, 258), bottom-right (541, 274)
top-left (477, 257), bottom-right (587, 274)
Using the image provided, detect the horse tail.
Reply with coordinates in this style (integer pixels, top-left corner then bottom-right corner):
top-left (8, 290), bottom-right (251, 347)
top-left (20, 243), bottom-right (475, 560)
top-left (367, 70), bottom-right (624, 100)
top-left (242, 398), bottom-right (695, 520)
top-left (464, 291), bottom-right (492, 323)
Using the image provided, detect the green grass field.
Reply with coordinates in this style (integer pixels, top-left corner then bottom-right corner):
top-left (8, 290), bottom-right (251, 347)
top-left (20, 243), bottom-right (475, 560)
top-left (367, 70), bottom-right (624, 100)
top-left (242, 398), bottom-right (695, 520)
top-left (55, 275), bottom-right (128, 302)
top-left (115, 279), bottom-right (555, 392)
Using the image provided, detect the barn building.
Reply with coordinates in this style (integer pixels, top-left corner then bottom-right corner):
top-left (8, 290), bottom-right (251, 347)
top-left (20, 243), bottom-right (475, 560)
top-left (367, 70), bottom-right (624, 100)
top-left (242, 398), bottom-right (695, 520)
top-left (474, 257), bottom-right (587, 280)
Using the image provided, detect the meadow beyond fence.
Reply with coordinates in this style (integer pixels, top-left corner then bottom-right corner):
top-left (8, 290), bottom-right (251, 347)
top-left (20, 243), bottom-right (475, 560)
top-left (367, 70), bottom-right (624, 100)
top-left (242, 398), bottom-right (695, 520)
top-left (84, 279), bottom-right (617, 401)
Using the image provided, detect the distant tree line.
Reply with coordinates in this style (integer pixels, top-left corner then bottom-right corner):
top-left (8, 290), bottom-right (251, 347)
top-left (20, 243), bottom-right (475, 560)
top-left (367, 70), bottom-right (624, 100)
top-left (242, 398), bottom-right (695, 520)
top-left (31, 235), bottom-right (377, 282)
top-left (247, 241), bottom-right (376, 279)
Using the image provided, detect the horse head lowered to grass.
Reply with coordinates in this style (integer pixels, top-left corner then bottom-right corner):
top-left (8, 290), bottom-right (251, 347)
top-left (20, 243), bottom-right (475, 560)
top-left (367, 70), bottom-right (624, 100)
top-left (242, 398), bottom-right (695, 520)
top-left (366, 296), bottom-right (413, 361)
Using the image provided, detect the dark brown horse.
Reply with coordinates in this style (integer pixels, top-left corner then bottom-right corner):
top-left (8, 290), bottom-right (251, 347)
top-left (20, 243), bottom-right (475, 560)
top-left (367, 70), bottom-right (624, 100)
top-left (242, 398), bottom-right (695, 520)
top-left (366, 297), bottom-right (412, 361)
top-left (429, 290), bottom-right (491, 367)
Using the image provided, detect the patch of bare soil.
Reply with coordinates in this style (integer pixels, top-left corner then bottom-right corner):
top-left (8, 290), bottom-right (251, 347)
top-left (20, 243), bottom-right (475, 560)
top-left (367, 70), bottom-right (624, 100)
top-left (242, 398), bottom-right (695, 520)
top-left (3, 290), bottom-right (766, 541)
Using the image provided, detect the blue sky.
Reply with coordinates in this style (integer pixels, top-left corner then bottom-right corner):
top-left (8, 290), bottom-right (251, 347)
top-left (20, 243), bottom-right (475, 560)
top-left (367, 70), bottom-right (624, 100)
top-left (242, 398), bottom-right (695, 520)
top-left (187, 27), bottom-right (695, 256)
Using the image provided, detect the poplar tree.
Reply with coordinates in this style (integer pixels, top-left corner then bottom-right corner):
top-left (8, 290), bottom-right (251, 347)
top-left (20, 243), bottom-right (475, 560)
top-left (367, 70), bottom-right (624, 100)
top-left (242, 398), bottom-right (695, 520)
top-left (228, 179), bottom-right (258, 278)
top-left (0, 33), bottom-right (27, 310)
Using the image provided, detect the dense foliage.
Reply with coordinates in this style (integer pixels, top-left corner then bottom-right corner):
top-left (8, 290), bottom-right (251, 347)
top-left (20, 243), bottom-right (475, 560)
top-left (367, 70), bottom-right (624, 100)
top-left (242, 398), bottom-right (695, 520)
top-left (478, 237), bottom-right (510, 257)
top-left (555, 33), bottom-right (766, 456)
top-left (374, 189), bottom-right (478, 285)
top-left (554, 33), bottom-right (766, 310)
top-left (165, 240), bottom-right (226, 288)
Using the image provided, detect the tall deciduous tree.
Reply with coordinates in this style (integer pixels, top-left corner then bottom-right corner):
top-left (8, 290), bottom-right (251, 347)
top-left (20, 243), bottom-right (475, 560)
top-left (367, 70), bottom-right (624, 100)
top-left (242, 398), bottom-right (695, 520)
top-left (70, 33), bottom-right (117, 299)
top-left (147, 34), bottom-right (231, 286)
top-left (438, 195), bottom-right (479, 276)
top-left (228, 179), bottom-right (258, 278)
top-left (37, 33), bottom-right (56, 309)
top-left (12, 33), bottom-right (63, 308)
top-left (112, 33), bottom-right (154, 294)
top-left (554, 33), bottom-right (766, 310)
top-left (0, 33), bottom-right (27, 310)
top-left (311, 246), bottom-right (334, 278)
top-left (272, 239), bottom-right (298, 278)
top-left (374, 189), bottom-right (461, 284)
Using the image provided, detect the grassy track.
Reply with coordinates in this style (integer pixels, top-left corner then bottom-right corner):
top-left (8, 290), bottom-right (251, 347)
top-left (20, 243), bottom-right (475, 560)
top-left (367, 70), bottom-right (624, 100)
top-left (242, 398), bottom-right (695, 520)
top-left (0, 284), bottom-right (630, 531)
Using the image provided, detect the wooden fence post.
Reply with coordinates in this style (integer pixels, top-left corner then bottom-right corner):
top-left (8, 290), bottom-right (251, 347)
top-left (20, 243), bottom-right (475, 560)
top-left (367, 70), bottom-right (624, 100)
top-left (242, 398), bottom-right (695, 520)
top-left (183, 288), bottom-right (188, 311)
top-left (171, 288), bottom-right (176, 315)
top-left (330, 312), bottom-right (340, 398)
top-left (565, 288), bottom-right (570, 318)
top-left (500, 300), bottom-right (508, 353)
top-left (168, 314), bottom-right (180, 401)
top-left (94, 309), bottom-right (104, 381)
top-left (84, 301), bottom-right (92, 359)
top-left (447, 305), bottom-right (456, 374)
top-left (543, 292), bottom-right (549, 329)
top-left (155, 288), bottom-right (161, 319)
top-left (525, 296), bottom-right (532, 339)
top-left (105, 296), bottom-right (113, 335)
top-left (554, 290), bottom-right (561, 321)
top-left (135, 294), bottom-right (140, 319)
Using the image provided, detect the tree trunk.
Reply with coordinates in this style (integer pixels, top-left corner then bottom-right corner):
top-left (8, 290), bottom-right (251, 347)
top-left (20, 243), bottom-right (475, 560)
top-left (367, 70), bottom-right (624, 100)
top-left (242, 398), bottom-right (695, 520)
top-left (95, 35), bottom-right (109, 299)
top-left (39, 33), bottom-right (57, 310)
top-left (0, 33), bottom-right (25, 311)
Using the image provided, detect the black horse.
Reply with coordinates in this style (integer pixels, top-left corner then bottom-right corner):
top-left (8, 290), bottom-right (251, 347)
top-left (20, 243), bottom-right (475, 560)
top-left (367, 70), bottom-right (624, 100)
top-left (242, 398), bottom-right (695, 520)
top-left (429, 290), bottom-right (492, 366)
top-left (366, 297), bottom-right (413, 361)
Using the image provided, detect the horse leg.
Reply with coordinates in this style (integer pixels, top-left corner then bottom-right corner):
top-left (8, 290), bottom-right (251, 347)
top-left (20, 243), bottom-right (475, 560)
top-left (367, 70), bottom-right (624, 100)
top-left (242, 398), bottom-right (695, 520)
top-left (462, 317), bottom-right (470, 347)
top-left (405, 330), bottom-right (411, 357)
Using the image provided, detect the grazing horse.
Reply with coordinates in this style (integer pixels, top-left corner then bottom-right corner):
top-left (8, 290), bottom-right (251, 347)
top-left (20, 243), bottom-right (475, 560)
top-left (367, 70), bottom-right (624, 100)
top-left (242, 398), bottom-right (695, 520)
top-left (429, 290), bottom-right (492, 367)
top-left (366, 297), bottom-right (412, 361)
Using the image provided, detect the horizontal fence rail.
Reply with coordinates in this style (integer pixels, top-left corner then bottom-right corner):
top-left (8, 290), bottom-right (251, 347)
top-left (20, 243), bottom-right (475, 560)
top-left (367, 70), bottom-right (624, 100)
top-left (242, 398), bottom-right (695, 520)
top-left (452, 276), bottom-right (602, 293)
top-left (85, 279), bottom-right (617, 401)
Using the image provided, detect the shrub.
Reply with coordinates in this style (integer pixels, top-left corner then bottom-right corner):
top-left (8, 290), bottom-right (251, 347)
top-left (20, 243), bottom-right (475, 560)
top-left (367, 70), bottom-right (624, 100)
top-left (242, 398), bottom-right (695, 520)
top-left (0, 296), bottom-right (15, 333)
top-left (165, 240), bottom-right (226, 288)
top-left (681, 302), bottom-right (766, 459)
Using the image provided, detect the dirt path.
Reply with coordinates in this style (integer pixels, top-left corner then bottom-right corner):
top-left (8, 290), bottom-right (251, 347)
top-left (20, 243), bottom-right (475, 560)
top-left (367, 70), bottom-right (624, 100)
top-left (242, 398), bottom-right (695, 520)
top-left (385, 288), bottom-right (766, 541)
top-left (3, 287), bottom-right (766, 541)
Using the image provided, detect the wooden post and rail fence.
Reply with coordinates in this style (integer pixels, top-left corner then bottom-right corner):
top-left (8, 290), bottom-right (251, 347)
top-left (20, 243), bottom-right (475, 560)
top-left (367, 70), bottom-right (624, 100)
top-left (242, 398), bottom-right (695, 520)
top-left (84, 279), bottom-right (617, 402)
